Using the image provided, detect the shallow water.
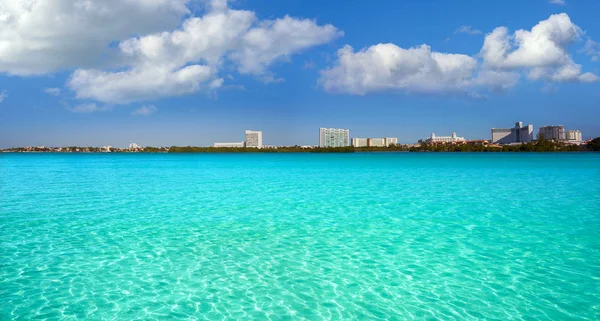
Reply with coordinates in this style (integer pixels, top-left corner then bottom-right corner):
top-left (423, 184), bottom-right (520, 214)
top-left (1, 153), bottom-right (599, 320)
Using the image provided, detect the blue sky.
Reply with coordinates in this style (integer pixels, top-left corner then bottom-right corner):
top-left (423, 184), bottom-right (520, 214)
top-left (0, 0), bottom-right (599, 148)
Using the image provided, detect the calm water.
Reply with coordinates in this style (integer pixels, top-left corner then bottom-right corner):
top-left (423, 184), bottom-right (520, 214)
top-left (1, 153), bottom-right (599, 320)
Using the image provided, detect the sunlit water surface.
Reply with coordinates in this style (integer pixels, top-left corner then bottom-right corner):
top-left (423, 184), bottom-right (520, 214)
top-left (1, 153), bottom-right (599, 320)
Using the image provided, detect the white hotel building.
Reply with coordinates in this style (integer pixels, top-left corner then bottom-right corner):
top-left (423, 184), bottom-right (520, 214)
top-left (491, 122), bottom-right (534, 144)
top-left (319, 128), bottom-right (350, 147)
top-left (566, 130), bottom-right (583, 142)
top-left (425, 132), bottom-right (465, 144)
top-left (245, 130), bottom-right (263, 148)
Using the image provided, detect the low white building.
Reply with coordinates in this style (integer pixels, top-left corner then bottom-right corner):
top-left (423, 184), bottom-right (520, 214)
top-left (351, 138), bottom-right (369, 147)
top-left (129, 143), bottom-right (141, 150)
top-left (213, 142), bottom-right (245, 148)
top-left (352, 137), bottom-right (398, 147)
top-left (426, 132), bottom-right (466, 144)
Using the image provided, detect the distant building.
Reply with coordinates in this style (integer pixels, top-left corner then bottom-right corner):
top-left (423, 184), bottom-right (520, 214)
top-left (491, 122), bottom-right (533, 144)
top-left (129, 143), bottom-right (141, 150)
top-left (245, 130), bottom-right (263, 148)
top-left (351, 138), bottom-right (368, 147)
top-left (565, 130), bottom-right (582, 142)
top-left (320, 128), bottom-right (350, 147)
top-left (538, 125), bottom-right (565, 141)
top-left (352, 137), bottom-right (398, 147)
top-left (214, 142), bottom-right (245, 148)
top-left (369, 138), bottom-right (386, 147)
top-left (385, 138), bottom-right (398, 146)
top-left (102, 146), bottom-right (111, 152)
top-left (426, 132), bottom-right (466, 144)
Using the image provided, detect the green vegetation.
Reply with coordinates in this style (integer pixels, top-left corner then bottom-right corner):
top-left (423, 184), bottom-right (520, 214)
top-left (588, 137), bottom-right (600, 151)
top-left (167, 146), bottom-right (355, 153)
top-left (3, 138), bottom-right (599, 153)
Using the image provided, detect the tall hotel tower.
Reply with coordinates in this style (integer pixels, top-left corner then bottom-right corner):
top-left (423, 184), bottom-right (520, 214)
top-left (245, 130), bottom-right (263, 148)
top-left (319, 128), bottom-right (350, 147)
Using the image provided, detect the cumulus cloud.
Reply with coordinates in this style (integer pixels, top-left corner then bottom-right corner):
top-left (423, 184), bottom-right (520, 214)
top-left (480, 13), bottom-right (596, 83)
top-left (44, 88), bottom-right (61, 96)
top-left (454, 26), bottom-right (482, 35)
top-left (132, 105), bottom-right (157, 116)
top-left (230, 16), bottom-right (342, 76)
top-left (319, 13), bottom-right (597, 97)
top-left (0, 89), bottom-right (7, 103)
top-left (319, 44), bottom-right (478, 95)
top-left (0, 0), bottom-right (190, 75)
top-left (66, 2), bottom-right (340, 103)
top-left (549, 0), bottom-right (565, 5)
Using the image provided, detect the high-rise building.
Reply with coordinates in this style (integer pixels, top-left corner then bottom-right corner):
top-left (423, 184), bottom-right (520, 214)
top-left (491, 122), bottom-right (533, 144)
top-left (426, 132), bottom-right (466, 144)
top-left (565, 130), bottom-right (583, 142)
top-left (245, 130), bottom-right (263, 148)
top-left (320, 128), bottom-right (350, 147)
top-left (538, 125), bottom-right (565, 141)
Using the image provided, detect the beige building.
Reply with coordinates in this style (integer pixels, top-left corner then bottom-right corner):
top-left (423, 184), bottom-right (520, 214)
top-left (352, 137), bottom-right (398, 147)
top-left (538, 125), bottom-right (565, 141)
top-left (565, 130), bottom-right (582, 142)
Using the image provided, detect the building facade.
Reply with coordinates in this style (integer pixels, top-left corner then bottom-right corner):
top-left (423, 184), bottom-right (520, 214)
top-left (491, 122), bottom-right (534, 144)
top-left (214, 142), bottom-right (245, 148)
top-left (565, 130), bottom-right (583, 142)
top-left (320, 128), bottom-right (350, 147)
top-left (538, 125), bottom-right (565, 141)
top-left (245, 130), bottom-right (263, 148)
top-left (351, 138), bottom-right (368, 147)
top-left (352, 137), bottom-right (398, 147)
top-left (426, 132), bottom-right (466, 144)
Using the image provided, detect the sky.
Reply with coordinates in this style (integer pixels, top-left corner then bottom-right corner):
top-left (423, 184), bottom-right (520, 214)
top-left (0, 0), bottom-right (599, 148)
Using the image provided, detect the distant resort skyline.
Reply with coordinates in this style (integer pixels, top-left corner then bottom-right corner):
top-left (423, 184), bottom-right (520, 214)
top-left (1, 120), bottom-right (590, 150)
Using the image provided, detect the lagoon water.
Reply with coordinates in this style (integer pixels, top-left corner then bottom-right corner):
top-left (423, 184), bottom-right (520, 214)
top-left (1, 153), bottom-right (599, 320)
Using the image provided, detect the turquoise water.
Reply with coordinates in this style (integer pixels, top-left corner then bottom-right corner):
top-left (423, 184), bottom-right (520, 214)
top-left (1, 153), bottom-right (599, 320)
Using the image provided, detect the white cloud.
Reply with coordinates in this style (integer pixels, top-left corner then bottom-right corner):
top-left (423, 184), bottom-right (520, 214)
top-left (0, 0), bottom-right (190, 75)
top-left (480, 13), bottom-right (597, 83)
top-left (69, 64), bottom-right (219, 104)
top-left (0, 89), bottom-right (7, 103)
top-left (454, 25), bottom-right (482, 35)
top-left (132, 105), bottom-right (157, 116)
top-left (549, 0), bottom-right (565, 5)
top-left (66, 2), bottom-right (341, 103)
top-left (319, 44), bottom-right (478, 95)
top-left (474, 70), bottom-right (520, 91)
top-left (44, 87), bottom-right (61, 96)
top-left (581, 38), bottom-right (600, 62)
top-left (319, 13), bottom-right (597, 97)
top-left (230, 16), bottom-right (342, 76)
